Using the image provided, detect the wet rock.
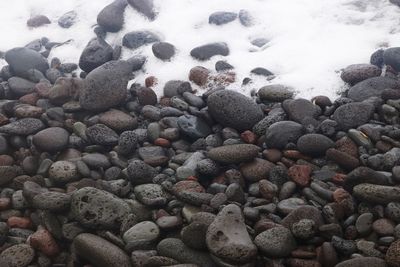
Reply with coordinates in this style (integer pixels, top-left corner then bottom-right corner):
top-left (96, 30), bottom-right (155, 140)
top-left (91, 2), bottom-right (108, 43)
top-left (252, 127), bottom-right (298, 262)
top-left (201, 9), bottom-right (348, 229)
top-left (347, 77), bottom-right (400, 101)
top-left (209, 11), bottom-right (237, 25)
top-left (58, 11), bottom-right (77, 28)
top-left (239, 9), bottom-right (253, 27)
top-left (123, 221), bottom-right (159, 245)
top-left (258, 84), bottom-right (294, 102)
top-left (134, 184), bottom-right (167, 206)
top-left (283, 98), bottom-right (318, 123)
top-left (127, 0), bottom-right (156, 20)
top-left (33, 127), bottom-right (69, 152)
top-left (265, 121), bottom-right (304, 149)
top-left (190, 42), bottom-right (229, 61)
top-left (207, 90), bottom-right (263, 131)
top-left (282, 205), bottom-right (324, 229)
top-left (71, 187), bottom-right (130, 229)
top-left (8, 77), bottom-right (36, 96)
top-left (27, 15), bottom-right (51, 27)
top-left (29, 226), bottom-right (60, 257)
top-left (333, 102), bottom-right (375, 130)
top-left (207, 144), bottom-right (259, 164)
top-left (255, 226), bottom-right (296, 258)
top-left (152, 42), bottom-right (175, 61)
top-left (341, 64), bottom-right (382, 85)
top-left (32, 191), bottom-right (71, 211)
top-left (123, 31), bottom-right (160, 49)
top-left (79, 60), bottom-right (131, 111)
top-left (240, 158), bottom-right (274, 182)
top-left (189, 66), bottom-right (210, 86)
top-left (73, 233), bottom-right (132, 267)
top-left (79, 38), bottom-right (113, 73)
top-left (97, 0), bottom-right (127, 32)
top-left (5, 47), bottom-right (49, 77)
top-left (206, 204), bottom-right (257, 263)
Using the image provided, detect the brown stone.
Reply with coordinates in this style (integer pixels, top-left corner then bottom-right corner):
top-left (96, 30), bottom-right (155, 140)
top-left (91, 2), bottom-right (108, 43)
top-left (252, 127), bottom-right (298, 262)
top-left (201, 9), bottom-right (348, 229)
top-left (145, 76), bottom-right (158, 88)
top-left (172, 180), bottom-right (205, 194)
top-left (288, 165), bottom-right (312, 187)
top-left (154, 138), bottom-right (171, 147)
top-left (386, 241), bottom-right (400, 267)
top-left (372, 218), bottom-right (395, 236)
top-left (189, 66), bottom-right (210, 86)
top-left (0, 155), bottom-right (14, 166)
top-left (240, 158), bottom-right (274, 182)
top-left (19, 93), bottom-right (39, 105)
top-left (35, 82), bottom-right (51, 98)
top-left (0, 198), bottom-right (11, 210)
top-left (326, 148), bottom-right (359, 170)
top-left (259, 179), bottom-right (278, 201)
top-left (288, 258), bottom-right (321, 267)
top-left (283, 150), bottom-right (312, 161)
top-left (241, 130), bottom-right (257, 144)
top-left (335, 136), bottom-right (358, 158)
top-left (263, 149), bottom-right (282, 163)
top-left (29, 226), bottom-right (60, 257)
top-left (7, 216), bottom-right (32, 229)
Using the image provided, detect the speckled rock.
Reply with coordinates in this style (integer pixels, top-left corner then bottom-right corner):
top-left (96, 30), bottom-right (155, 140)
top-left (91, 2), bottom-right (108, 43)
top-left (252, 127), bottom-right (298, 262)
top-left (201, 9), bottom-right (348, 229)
top-left (207, 144), bottom-right (259, 164)
top-left (0, 118), bottom-right (45, 135)
top-left (333, 102), bottom-right (375, 130)
top-left (0, 244), bottom-right (35, 267)
top-left (255, 226), bottom-right (296, 258)
top-left (265, 121), bottom-right (304, 149)
top-left (78, 37), bottom-right (113, 73)
top-left (341, 64), bottom-right (382, 85)
top-left (190, 42), bottom-right (229, 61)
top-left (347, 77), bottom-right (400, 102)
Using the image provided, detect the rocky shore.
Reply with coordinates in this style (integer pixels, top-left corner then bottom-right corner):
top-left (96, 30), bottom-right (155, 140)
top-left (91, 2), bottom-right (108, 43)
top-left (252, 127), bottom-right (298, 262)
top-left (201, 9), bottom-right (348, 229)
top-left (1, 1), bottom-right (400, 267)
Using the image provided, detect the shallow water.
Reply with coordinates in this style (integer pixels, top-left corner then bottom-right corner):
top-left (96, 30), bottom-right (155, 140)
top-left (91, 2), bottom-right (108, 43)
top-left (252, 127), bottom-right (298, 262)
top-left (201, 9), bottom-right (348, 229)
top-left (1, 0), bottom-right (400, 99)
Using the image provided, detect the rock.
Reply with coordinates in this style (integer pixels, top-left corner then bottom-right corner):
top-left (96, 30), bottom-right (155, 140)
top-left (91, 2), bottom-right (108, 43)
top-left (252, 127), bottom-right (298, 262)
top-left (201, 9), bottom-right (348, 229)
top-left (0, 118), bottom-right (45, 135)
top-left (265, 121), bottom-right (304, 149)
top-left (0, 244), bottom-right (35, 267)
top-left (207, 90), bottom-right (263, 131)
top-left (123, 31), bottom-right (160, 49)
top-left (240, 158), bottom-right (274, 182)
top-left (181, 221), bottom-right (209, 249)
top-left (82, 153), bottom-right (110, 168)
top-left (206, 204), bottom-right (257, 263)
top-left (335, 257), bottom-right (386, 267)
top-left (78, 38), bottom-right (113, 73)
top-left (152, 42), bottom-right (175, 61)
top-left (29, 226), bottom-right (60, 256)
top-left (127, 160), bottom-right (157, 184)
top-left (386, 240), bottom-right (400, 267)
top-left (127, 0), bottom-right (156, 20)
top-left (326, 148), bottom-right (360, 171)
top-left (215, 60), bottom-right (234, 72)
top-left (158, 238), bottom-right (216, 267)
top-left (283, 98), bottom-right (318, 123)
top-left (251, 67), bottom-right (274, 76)
top-left (58, 11), bottom-right (77, 28)
top-left (341, 64), bottom-right (382, 85)
top-left (255, 226), bottom-right (296, 257)
top-left (239, 9), bottom-right (253, 27)
top-left (333, 102), bottom-right (375, 130)
top-left (86, 124), bottom-right (119, 146)
top-left (291, 219), bottom-right (316, 239)
top-left (347, 77), bottom-right (400, 101)
top-left (8, 77), bottom-right (36, 96)
top-left (177, 115), bottom-right (211, 139)
top-left (33, 127), bottom-right (69, 152)
top-left (163, 80), bottom-right (192, 97)
top-left (209, 11), bottom-right (237, 25)
top-left (372, 218), bottom-right (395, 236)
top-left (97, 0), bottom-right (127, 32)
top-left (253, 108), bottom-right (287, 136)
top-left (0, 166), bottom-right (19, 186)
top-left (134, 184), bottom-right (167, 206)
top-left (189, 66), bottom-right (210, 86)
top-left (282, 205), bottom-right (324, 229)
top-left (73, 233), bottom-right (132, 267)
top-left (49, 161), bottom-right (79, 184)
top-left (27, 15), bottom-right (50, 27)
top-left (277, 198), bottom-right (306, 215)
top-left (384, 47), bottom-right (400, 72)
top-left (258, 84), bottom-right (294, 102)
top-left (99, 109), bottom-right (138, 131)
top-left (79, 60), bottom-right (131, 111)
top-left (355, 212), bottom-right (373, 235)
top-left (208, 144), bottom-right (259, 164)
top-left (190, 42), bottom-right (229, 61)
top-left (118, 131), bottom-right (138, 155)
top-left (5, 47), bottom-right (49, 77)
top-left (32, 191), bottom-right (71, 211)
top-left (297, 134), bottom-right (334, 156)
top-left (353, 183), bottom-right (400, 204)
top-left (288, 165), bottom-right (312, 187)
top-left (123, 221), bottom-right (159, 244)
top-left (71, 187), bottom-right (130, 229)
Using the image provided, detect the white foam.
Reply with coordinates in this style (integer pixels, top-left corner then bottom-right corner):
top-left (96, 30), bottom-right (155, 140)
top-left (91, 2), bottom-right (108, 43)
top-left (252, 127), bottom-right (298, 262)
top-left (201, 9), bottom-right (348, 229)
top-left (1, 0), bottom-right (400, 100)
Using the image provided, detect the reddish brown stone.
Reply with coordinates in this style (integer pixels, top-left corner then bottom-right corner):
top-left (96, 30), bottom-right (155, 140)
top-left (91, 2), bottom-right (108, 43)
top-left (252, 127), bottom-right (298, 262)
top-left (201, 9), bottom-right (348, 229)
top-left (154, 138), bottom-right (170, 147)
top-left (332, 173), bottom-right (346, 184)
top-left (335, 136), bottom-right (358, 158)
top-left (212, 72), bottom-right (236, 86)
top-left (372, 218), bottom-right (395, 236)
top-left (15, 105), bottom-right (44, 118)
top-left (317, 242), bottom-right (338, 267)
top-left (291, 249), bottom-right (316, 259)
top-left (145, 76), bottom-right (158, 88)
top-left (29, 226), bottom-right (60, 257)
top-left (288, 165), bottom-right (312, 187)
top-left (283, 150), bottom-right (312, 161)
top-left (259, 179), bottom-right (278, 201)
top-left (281, 157), bottom-right (295, 168)
top-left (332, 188), bottom-right (351, 203)
top-left (212, 174), bottom-right (227, 184)
top-left (287, 259), bottom-right (321, 267)
top-left (159, 97), bottom-right (171, 107)
top-left (137, 87), bottom-right (157, 106)
top-left (189, 66), bottom-right (210, 86)
top-left (254, 219), bottom-right (279, 235)
top-left (0, 155), bottom-right (14, 166)
top-left (326, 148), bottom-right (359, 171)
top-left (241, 130), bottom-right (257, 144)
top-left (19, 93), bottom-right (39, 105)
top-left (143, 156), bottom-right (169, 167)
top-left (7, 216), bottom-right (32, 229)
top-left (0, 113), bottom-right (9, 126)
top-left (0, 198), bottom-right (11, 210)
top-left (172, 180), bottom-right (205, 194)
top-left (35, 82), bottom-right (51, 98)
top-left (263, 149), bottom-right (282, 163)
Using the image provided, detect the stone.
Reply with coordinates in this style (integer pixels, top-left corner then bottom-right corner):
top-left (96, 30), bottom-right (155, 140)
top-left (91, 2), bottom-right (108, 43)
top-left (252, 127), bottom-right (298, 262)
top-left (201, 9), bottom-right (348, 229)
top-left (123, 31), bottom-right (160, 49)
top-left (283, 98), bottom-right (318, 123)
top-left (355, 212), bottom-right (373, 235)
top-left (189, 66), bottom-right (210, 86)
top-left (258, 84), bottom-right (294, 102)
top-left (29, 227), bottom-right (60, 257)
top-left (78, 37), bottom-right (113, 73)
top-left (32, 191), bottom-right (71, 211)
top-left (0, 244), bottom-right (35, 267)
top-left (134, 184), bottom-right (168, 206)
top-left (97, 0), bottom-right (127, 32)
top-left (341, 64), bottom-right (382, 85)
top-left (239, 9), bottom-right (253, 27)
top-left (27, 15), bottom-right (50, 27)
top-left (0, 118), bottom-right (45, 135)
top-left (8, 77), bottom-right (35, 96)
top-left (190, 42), bottom-right (229, 61)
top-left (152, 42), bottom-right (175, 61)
top-left (33, 127), bottom-right (69, 152)
top-left (73, 233), bottom-right (132, 267)
top-left (240, 158), bottom-right (274, 182)
top-left (127, 0), bottom-right (156, 20)
top-left (79, 60), bottom-right (131, 111)
top-left (207, 90), bottom-right (263, 131)
top-left (49, 161), bottom-right (79, 184)
top-left (99, 109), bottom-right (138, 131)
top-left (282, 205), bottom-right (324, 229)
top-left (335, 257), bottom-right (387, 267)
top-left (163, 80), bottom-right (192, 97)
top-left (0, 166), bottom-right (19, 186)
top-left (297, 134), bottom-right (334, 156)
top-left (353, 183), bottom-right (400, 204)
top-left (58, 11), bottom-right (77, 28)
top-left (178, 115), bottom-right (211, 139)
top-left (265, 121), bottom-right (304, 149)
top-left (333, 102), bottom-right (375, 130)
top-left (288, 165), bottom-right (312, 187)
top-left (71, 187), bottom-right (130, 229)
top-left (123, 221), bottom-right (159, 244)
top-left (5, 47), bottom-right (49, 77)
top-left (255, 226), bottom-right (296, 257)
top-left (209, 11), bottom-right (237, 25)
top-left (347, 77), bottom-right (400, 101)
top-left (127, 160), bottom-right (157, 184)
top-left (206, 204), bottom-right (257, 263)
top-left (86, 124), bottom-right (119, 146)
top-left (207, 144), bottom-right (259, 164)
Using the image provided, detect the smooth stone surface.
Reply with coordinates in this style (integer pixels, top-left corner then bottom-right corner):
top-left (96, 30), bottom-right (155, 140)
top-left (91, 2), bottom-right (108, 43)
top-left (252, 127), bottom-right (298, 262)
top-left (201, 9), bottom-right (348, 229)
top-left (283, 98), bottom-right (318, 123)
top-left (206, 204), bottom-right (257, 263)
top-left (71, 187), bottom-right (130, 228)
top-left (78, 37), bottom-right (113, 73)
top-left (123, 31), bottom-right (160, 49)
top-left (5, 47), bottom-right (49, 77)
top-left (99, 109), bottom-right (138, 131)
top-left (207, 90), bottom-right (263, 131)
top-left (33, 127), bottom-right (69, 152)
top-left (79, 60), bottom-right (132, 111)
top-left (152, 42), bottom-right (175, 60)
top-left (209, 11), bottom-right (237, 25)
top-left (177, 115), bottom-right (211, 139)
top-left (127, 0), bottom-right (156, 20)
top-left (97, 0), bottom-right (127, 32)
top-left (297, 134), bottom-right (334, 156)
top-left (265, 121), bottom-right (304, 149)
top-left (347, 77), bottom-right (400, 101)
top-left (333, 102), bottom-right (375, 130)
top-left (8, 77), bottom-right (36, 96)
top-left (258, 84), bottom-right (294, 102)
top-left (335, 257), bottom-right (387, 267)
top-left (254, 226), bottom-right (296, 258)
top-left (190, 42), bottom-right (229, 61)
top-left (32, 191), bottom-right (71, 211)
top-left (240, 158), bottom-right (275, 182)
top-left (207, 144), bottom-right (259, 164)
top-left (123, 221), bottom-right (159, 244)
top-left (73, 233), bottom-right (132, 267)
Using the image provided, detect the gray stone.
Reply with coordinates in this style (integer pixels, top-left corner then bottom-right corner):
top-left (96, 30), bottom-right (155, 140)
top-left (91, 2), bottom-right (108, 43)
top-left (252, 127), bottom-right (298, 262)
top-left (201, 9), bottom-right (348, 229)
top-left (127, 0), bottom-right (156, 20)
top-left (347, 77), bottom-right (400, 101)
top-left (33, 127), bottom-right (69, 152)
top-left (341, 64), bottom-right (381, 85)
top-left (190, 42), bottom-right (229, 61)
top-left (8, 77), bottom-right (36, 96)
top-left (127, 160), bottom-right (157, 184)
top-left (265, 121), bottom-right (304, 149)
top-left (255, 226), bottom-right (296, 257)
top-left (49, 161), bottom-right (79, 184)
top-left (209, 11), bottom-right (237, 25)
top-left (97, 0), bottom-right (127, 32)
top-left (134, 184), bottom-right (167, 206)
top-left (178, 115), bottom-right (211, 139)
top-left (152, 42), bottom-right (175, 61)
top-left (258, 84), bottom-right (294, 102)
top-left (333, 102), bottom-right (375, 130)
top-left (0, 244), bottom-right (35, 267)
top-left (86, 124), bottom-right (119, 146)
top-left (297, 134), bottom-right (334, 156)
top-left (353, 183), bottom-right (400, 204)
top-left (123, 221), bottom-right (159, 244)
top-left (335, 257), bottom-right (386, 267)
top-left (123, 31), bottom-right (160, 49)
top-left (58, 11), bottom-right (77, 28)
top-left (5, 47), bottom-right (49, 77)
top-left (78, 38), bottom-right (113, 73)
top-left (207, 144), bottom-right (259, 164)
top-left (0, 118), bottom-right (45, 135)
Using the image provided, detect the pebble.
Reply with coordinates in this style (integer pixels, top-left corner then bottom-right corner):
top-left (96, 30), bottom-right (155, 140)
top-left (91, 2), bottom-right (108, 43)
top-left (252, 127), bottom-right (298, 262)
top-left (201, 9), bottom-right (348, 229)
top-left (32, 191), bottom-right (71, 211)
top-left (33, 127), bottom-right (69, 152)
top-left (207, 90), bottom-right (263, 131)
top-left (123, 221), bottom-right (159, 244)
top-left (29, 226), bottom-right (59, 257)
top-left (0, 244), bottom-right (35, 267)
top-left (134, 184), bottom-right (168, 206)
top-left (127, 160), bottom-right (157, 184)
top-left (258, 84), bottom-right (294, 102)
top-left (265, 121), bottom-right (304, 149)
top-left (297, 134), bottom-right (334, 156)
top-left (347, 76), bottom-right (400, 101)
top-left (282, 205), bottom-right (324, 229)
top-left (78, 37), bottom-right (113, 73)
top-left (190, 42), bottom-right (229, 60)
top-left (240, 158), bottom-right (274, 182)
top-left (99, 109), bottom-right (138, 131)
top-left (178, 115), bottom-right (212, 139)
top-left (386, 240), bottom-right (400, 267)
top-left (372, 218), bottom-right (395, 236)
top-left (353, 183), bottom-right (400, 204)
top-left (254, 226), bottom-right (297, 257)
top-left (49, 161), bottom-right (79, 184)
top-left (355, 212), bottom-right (373, 235)
top-left (209, 11), bottom-right (237, 25)
top-left (58, 10), bottom-right (77, 28)
top-left (207, 144), bottom-right (259, 164)
top-left (333, 102), bottom-right (376, 131)
top-left (152, 42), bottom-right (176, 61)
top-left (341, 64), bottom-right (382, 85)
top-left (335, 257), bottom-right (386, 267)
top-left (86, 124), bottom-right (119, 146)
top-left (283, 98), bottom-right (318, 124)
top-left (73, 233), bottom-right (131, 267)
top-left (123, 30), bottom-right (160, 49)
top-left (127, 0), bottom-right (156, 20)
top-left (288, 165), bottom-right (312, 187)
top-left (0, 118), bottom-right (45, 135)
top-left (97, 0), bottom-right (127, 32)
